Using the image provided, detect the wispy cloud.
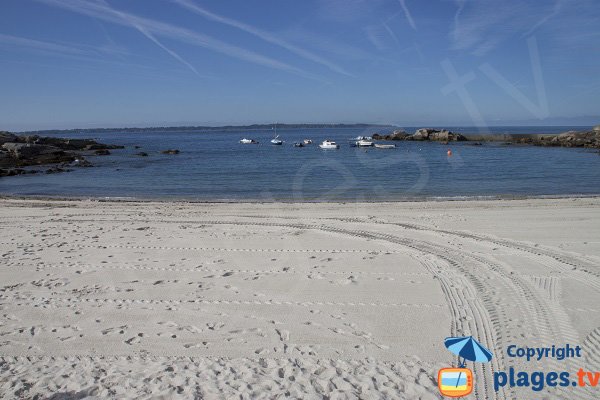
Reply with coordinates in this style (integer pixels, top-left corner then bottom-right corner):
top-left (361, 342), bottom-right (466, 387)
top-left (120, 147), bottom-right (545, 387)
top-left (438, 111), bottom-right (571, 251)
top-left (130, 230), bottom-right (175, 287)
top-left (95, 0), bottom-right (199, 76)
top-left (382, 21), bottom-right (401, 48)
top-left (364, 25), bottom-right (387, 51)
top-left (451, 0), bottom-right (600, 56)
top-left (0, 33), bottom-right (87, 56)
top-left (523, 0), bottom-right (563, 37)
top-left (172, 0), bottom-right (353, 77)
top-left (0, 32), bottom-right (132, 60)
top-left (398, 0), bottom-right (417, 31)
top-left (450, 0), bottom-right (534, 55)
top-left (34, 0), bottom-right (320, 80)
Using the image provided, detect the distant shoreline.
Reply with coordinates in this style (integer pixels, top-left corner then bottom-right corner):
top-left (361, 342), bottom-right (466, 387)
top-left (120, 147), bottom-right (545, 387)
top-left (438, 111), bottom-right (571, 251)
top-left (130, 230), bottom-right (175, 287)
top-left (17, 123), bottom-right (594, 135)
top-left (18, 123), bottom-right (397, 135)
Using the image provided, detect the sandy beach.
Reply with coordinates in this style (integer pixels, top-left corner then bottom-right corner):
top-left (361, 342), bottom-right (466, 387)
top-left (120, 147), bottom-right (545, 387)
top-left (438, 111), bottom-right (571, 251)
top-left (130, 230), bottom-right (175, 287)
top-left (1, 197), bottom-right (599, 399)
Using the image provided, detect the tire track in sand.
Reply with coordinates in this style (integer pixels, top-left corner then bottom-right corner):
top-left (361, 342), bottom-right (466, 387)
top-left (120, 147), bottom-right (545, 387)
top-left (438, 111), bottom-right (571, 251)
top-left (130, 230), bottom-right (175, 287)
top-left (10, 216), bottom-right (595, 399)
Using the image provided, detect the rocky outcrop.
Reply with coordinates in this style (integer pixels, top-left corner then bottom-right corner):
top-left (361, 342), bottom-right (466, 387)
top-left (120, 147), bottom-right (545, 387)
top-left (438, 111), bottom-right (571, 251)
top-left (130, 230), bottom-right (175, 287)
top-left (544, 130), bottom-right (600, 148)
top-left (2, 143), bottom-right (77, 165)
top-left (0, 151), bottom-right (13, 168)
top-left (0, 131), bottom-right (18, 146)
top-left (17, 135), bottom-right (124, 151)
top-left (0, 168), bottom-right (38, 177)
top-left (374, 128), bottom-right (466, 142)
top-left (161, 149), bottom-right (180, 154)
top-left (409, 128), bottom-right (467, 142)
top-left (372, 130), bottom-right (409, 141)
top-left (0, 131), bottom-right (123, 177)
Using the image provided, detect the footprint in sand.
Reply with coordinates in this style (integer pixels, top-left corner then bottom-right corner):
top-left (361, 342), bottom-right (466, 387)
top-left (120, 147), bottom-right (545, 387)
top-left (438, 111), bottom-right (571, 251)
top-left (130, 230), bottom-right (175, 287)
top-left (223, 284), bottom-right (239, 293)
top-left (329, 275), bottom-right (358, 285)
top-left (275, 329), bottom-right (290, 342)
top-left (101, 325), bottom-right (128, 336)
top-left (125, 336), bottom-right (142, 345)
top-left (206, 322), bottom-right (225, 331)
top-left (30, 278), bottom-right (70, 289)
top-left (183, 341), bottom-right (209, 349)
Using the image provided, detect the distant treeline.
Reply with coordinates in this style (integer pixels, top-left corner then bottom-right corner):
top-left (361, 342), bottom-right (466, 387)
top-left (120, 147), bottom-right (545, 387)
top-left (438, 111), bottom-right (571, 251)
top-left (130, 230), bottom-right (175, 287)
top-left (22, 123), bottom-right (397, 135)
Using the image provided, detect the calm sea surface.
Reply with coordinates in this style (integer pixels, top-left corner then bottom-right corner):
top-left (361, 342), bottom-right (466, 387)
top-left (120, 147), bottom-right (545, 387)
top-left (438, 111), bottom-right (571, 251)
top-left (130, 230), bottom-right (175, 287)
top-left (1, 126), bottom-right (599, 201)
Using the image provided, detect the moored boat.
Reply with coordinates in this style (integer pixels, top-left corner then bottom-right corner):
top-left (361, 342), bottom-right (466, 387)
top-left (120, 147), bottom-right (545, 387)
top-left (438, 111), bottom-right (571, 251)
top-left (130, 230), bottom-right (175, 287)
top-left (319, 140), bottom-right (340, 149)
top-left (374, 143), bottom-right (396, 149)
top-left (240, 138), bottom-right (258, 144)
top-left (356, 139), bottom-right (374, 147)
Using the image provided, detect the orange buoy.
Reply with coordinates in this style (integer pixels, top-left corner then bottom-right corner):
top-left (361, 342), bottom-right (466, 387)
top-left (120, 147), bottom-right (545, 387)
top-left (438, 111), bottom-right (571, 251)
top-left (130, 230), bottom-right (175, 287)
top-left (447, 149), bottom-right (453, 156)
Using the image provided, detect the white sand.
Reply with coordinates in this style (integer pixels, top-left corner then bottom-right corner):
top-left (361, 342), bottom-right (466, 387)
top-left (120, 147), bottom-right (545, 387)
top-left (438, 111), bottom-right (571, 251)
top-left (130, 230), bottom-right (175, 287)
top-left (0, 197), bottom-right (599, 399)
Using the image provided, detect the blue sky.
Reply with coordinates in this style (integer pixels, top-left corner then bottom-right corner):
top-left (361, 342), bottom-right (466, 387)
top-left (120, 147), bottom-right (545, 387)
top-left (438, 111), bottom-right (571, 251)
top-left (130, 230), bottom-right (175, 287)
top-left (1, 0), bottom-right (599, 131)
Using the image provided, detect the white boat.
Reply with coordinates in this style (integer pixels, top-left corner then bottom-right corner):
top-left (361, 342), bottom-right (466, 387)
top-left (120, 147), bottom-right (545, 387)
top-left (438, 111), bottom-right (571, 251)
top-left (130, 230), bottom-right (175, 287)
top-left (303, 139), bottom-right (312, 145)
top-left (240, 138), bottom-right (258, 144)
top-left (270, 123), bottom-right (283, 145)
top-left (356, 139), bottom-right (374, 147)
top-left (374, 143), bottom-right (396, 149)
top-left (319, 139), bottom-right (340, 149)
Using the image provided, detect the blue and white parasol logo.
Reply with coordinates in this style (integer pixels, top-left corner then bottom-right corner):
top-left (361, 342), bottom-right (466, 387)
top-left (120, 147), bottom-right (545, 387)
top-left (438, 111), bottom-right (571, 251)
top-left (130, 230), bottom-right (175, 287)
top-left (444, 335), bottom-right (493, 367)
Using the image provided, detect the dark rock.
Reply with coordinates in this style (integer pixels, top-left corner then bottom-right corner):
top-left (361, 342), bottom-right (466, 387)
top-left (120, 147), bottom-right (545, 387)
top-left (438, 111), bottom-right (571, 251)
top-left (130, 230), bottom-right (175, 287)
top-left (161, 149), bottom-right (180, 154)
top-left (409, 128), bottom-right (466, 142)
top-left (0, 131), bottom-right (121, 177)
top-left (134, 145), bottom-right (141, 149)
top-left (0, 151), bottom-right (13, 167)
top-left (389, 130), bottom-right (409, 140)
top-left (373, 130), bottom-right (408, 141)
top-left (0, 168), bottom-right (37, 177)
top-left (469, 142), bottom-right (483, 146)
top-left (136, 152), bottom-right (149, 157)
top-left (0, 131), bottom-right (18, 146)
top-left (84, 143), bottom-right (124, 150)
top-left (2, 142), bottom-right (77, 165)
top-left (45, 166), bottom-right (72, 174)
top-left (540, 130), bottom-right (600, 149)
top-left (72, 158), bottom-right (93, 167)
top-left (94, 149), bottom-right (111, 155)
top-left (20, 136), bottom-right (123, 151)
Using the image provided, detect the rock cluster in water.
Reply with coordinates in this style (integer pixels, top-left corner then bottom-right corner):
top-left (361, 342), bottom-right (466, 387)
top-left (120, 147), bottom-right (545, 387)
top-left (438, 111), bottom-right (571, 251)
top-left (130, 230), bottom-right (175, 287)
top-left (373, 128), bottom-right (467, 142)
top-left (0, 131), bottom-right (123, 177)
top-left (534, 130), bottom-right (600, 148)
top-left (373, 126), bottom-right (600, 148)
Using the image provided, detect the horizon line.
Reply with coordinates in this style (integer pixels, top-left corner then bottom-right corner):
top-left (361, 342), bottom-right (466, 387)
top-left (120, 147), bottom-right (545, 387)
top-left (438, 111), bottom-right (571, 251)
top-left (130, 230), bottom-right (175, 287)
top-left (10, 122), bottom-right (598, 134)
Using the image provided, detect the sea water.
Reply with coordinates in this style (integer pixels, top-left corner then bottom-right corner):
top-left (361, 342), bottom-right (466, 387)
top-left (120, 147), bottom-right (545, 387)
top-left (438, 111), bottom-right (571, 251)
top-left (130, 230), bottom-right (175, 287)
top-left (1, 127), bottom-right (599, 201)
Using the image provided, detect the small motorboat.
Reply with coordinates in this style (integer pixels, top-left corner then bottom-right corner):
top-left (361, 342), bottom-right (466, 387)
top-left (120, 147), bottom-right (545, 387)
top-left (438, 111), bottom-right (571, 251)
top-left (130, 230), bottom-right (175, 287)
top-left (240, 138), bottom-right (258, 144)
top-left (353, 136), bottom-right (372, 141)
top-left (374, 143), bottom-right (396, 149)
top-left (319, 139), bottom-right (340, 149)
top-left (271, 135), bottom-right (283, 145)
top-left (356, 139), bottom-right (374, 147)
top-left (303, 139), bottom-right (312, 145)
top-left (294, 142), bottom-right (304, 147)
